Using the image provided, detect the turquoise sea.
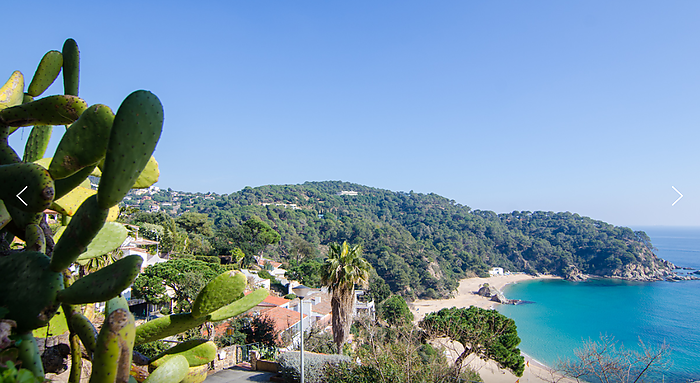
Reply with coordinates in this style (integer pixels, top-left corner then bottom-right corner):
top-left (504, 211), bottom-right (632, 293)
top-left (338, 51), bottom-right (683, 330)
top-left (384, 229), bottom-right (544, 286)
top-left (498, 227), bottom-right (700, 382)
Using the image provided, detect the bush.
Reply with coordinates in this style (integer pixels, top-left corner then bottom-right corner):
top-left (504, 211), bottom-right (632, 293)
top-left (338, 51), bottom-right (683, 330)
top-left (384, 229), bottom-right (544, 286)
top-left (284, 293), bottom-right (297, 300)
top-left (379, 295), bottom-right (414, 327)
top-left (278, 352), bottom-right (351, 383)
top-left (194, 255), bottom-right (221, 264)
top-left (215, 332), bottom-right (246, 348)
top-left (258, 269), bottom-right (276, 281)
top-left (293, 327), bottom-right (336, 355)
top-left (325, 362), bottom-right (389, 383)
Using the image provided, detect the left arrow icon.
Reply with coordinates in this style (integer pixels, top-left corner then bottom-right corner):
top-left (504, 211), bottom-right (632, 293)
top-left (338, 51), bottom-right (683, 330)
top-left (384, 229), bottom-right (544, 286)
top-left (16, 186), bottom-right (28, 206)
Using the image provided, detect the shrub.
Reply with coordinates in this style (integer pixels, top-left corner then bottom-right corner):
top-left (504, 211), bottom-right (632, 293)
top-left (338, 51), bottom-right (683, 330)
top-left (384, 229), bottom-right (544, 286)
top-left (258, 269), bottom-right (276, 281)
top-left (380, 295), bottom-right (414, 327)
top-left (284, 293), bottom-right (297, 300)
top-left (278, 352), bottom-right (351, 383)
top-left (194, 255), bottom-right (221, 264)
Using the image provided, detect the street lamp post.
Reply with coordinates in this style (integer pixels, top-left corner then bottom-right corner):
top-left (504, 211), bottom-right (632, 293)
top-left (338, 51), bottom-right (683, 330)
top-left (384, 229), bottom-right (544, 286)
top-left (292, 284), bottom-right (311, 383)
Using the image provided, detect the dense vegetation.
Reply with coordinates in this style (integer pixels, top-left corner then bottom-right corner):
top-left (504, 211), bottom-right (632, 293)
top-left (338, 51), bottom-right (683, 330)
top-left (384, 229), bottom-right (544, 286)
top-left (125, 181), bottom-right (669, 299)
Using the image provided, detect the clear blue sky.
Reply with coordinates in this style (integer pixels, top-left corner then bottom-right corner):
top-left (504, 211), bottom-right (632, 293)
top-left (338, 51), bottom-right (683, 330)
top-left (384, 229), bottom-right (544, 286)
top-left (4, 1), bottom-right (700, 227)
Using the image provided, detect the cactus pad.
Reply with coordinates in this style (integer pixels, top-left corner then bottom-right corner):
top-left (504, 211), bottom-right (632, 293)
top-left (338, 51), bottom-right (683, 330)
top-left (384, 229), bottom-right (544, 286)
top-left (150, 340), bottom-right (217, 369)
top-left (97, 90), bottom-right (163, 209)
top-left (27, 50), bottom-right (63, 98)
top-left (54, 165), bottom-right (96, 200)
top-left (69, 312), bottom-right (98, 355)
top-left (143, 355), bottom-right (188, 383)
top-left (22, 125), bottom-right (53, 163)
top-left (51, 194), bottom-right (109, 272)
top-left (0, 252), bottom-right (63, 332)
top-left (181, 364), bottom-right (209, 383)
top-left (0, 95), bottom-right (87, 128)
top-left (62, 39), bottom-right (80, 97)
top-left (0, 71), bottom-right (24, 110)
top-left (90, 297), bottom-right (135, 383)
top-left (24, 223), bottom-right (46, 253)
top-left (75, 221), bottom-right (129, 261)
top-left (208, 288), bottom-right (269, 322)
top-left (58, 254), bottom-right (143, 304)
top-left (191, 270), bottom-right (246, 318)
top-left (131, 156), bottom-right (159, 189)
top-left (16, 333), bottom-right (44, 379)
top-left (50, 104), bottom-right (114, 179)
top-left (0, 162), bottom-right (55, 212)
top-left (51, 186), bottom-right (95, 217)
top-left (134, 313), bottom-right (208, 346)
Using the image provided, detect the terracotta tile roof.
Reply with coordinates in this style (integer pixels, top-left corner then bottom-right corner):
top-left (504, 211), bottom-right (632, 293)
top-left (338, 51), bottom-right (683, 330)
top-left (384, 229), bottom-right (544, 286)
top-left (256, 258), bottom-right (283, 269)
top-left (263, 295), bottom-right (290, 307)
top-left (260, 306), bottom-right (306, 334)
top-left (244, 292), bottom-right (290, 307)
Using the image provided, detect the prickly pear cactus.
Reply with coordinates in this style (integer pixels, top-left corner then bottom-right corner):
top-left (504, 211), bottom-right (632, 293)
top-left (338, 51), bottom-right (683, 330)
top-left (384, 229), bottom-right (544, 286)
top-left (0, 39), bottom-right (269, 383)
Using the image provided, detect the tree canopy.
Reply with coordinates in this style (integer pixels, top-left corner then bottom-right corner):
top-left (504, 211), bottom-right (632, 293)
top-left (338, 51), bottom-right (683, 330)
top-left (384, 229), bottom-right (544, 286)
top-left (132, 258), bottom-right (223, 312)
top-left (379, 295), bottom-right (414, 327)
top-left (420, 306), bottom-right (525, 377)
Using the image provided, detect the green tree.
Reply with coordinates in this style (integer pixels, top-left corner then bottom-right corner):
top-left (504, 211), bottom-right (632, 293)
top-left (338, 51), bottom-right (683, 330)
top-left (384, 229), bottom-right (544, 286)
top-left (132, 258), bottom-right (223, 312)
top-left (285, 259), bottom-right (324, 288)
top-left (420, 306), bottom-right (525, 377)
top-left (291, 235), bottom-right (316, 264)
top-left (176, 212), bottom-right (214, 237)
top-left (216, 217), bottom-right (281, 265)
top-left (223, 315), bottom-right (279, 347)
top-left (321, 241), bottom-right (371, 354)
top-left (380, 295), bottom-right (414, 327)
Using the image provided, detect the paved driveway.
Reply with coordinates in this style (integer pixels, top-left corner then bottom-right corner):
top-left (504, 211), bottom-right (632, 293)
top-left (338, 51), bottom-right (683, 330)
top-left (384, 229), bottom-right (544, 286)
top-left (205, 367), bottom-right (278, 383)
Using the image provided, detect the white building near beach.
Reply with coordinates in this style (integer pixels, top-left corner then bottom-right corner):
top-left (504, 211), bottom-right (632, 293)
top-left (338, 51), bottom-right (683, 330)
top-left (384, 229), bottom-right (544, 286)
top-left (489, 267), bottom-right (504, 276)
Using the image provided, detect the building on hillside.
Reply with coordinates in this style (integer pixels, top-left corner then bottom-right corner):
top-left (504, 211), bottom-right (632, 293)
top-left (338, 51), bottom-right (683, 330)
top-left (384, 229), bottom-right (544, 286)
top-left (260, 306), bottom-right (309, 346)
top-left (489, 267), bottom-right (504, 276)
top-left (240, 269), bottom-right (271, 290)
top-left (255, 256), bottom-right (288, 283)
top-left (337, 191), bottom-right (358, 196)
top-left (120, 226), bottom-right (166, 269)
top-left (353, 290), bottom-right (375, 320)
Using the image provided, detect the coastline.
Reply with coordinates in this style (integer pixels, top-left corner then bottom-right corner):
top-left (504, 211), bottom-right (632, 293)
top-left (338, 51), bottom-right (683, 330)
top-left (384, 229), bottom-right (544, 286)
top-left (410, 274), bottom-right (573, 383)
top-left (410, 273), bottom-right (560, 321)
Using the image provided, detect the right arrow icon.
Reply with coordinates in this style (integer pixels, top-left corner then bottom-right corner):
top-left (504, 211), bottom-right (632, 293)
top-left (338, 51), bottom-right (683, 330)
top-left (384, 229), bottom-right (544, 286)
top-left (672, 186), bottom-right (683, 206)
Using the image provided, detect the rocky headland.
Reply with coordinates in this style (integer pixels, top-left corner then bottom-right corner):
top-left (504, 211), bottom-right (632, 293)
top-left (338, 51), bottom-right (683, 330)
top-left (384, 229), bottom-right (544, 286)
top-left (561, 245), bottom-right (681, 282)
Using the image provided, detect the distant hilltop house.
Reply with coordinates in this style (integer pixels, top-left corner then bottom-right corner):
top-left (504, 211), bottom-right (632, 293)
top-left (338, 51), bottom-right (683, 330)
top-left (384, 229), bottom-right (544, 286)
top-left (489, 267), bottom-right (504, 276)
top-left (337, 191), bottom-right (359, 196)
top-left (260, 202), bottom-right (300, 210)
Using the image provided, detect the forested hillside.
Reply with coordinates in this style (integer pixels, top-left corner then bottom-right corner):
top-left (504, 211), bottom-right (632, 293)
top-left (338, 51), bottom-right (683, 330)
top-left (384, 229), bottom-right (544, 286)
top-left (127, 181), bottom-right (674, 299)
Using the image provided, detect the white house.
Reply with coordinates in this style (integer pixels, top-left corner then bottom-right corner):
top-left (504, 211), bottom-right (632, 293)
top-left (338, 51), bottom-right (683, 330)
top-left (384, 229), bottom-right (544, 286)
top-left (489, 267), bottom-right (504, 276)
top-left (120, 228), bottom-right (166, 269)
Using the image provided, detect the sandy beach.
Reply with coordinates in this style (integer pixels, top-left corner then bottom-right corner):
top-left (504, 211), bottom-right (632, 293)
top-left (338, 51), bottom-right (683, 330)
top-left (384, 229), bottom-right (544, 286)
top-left (410, 274), bottom-right (575, 383)
top-left (410, 273), bottom-right (558, 321)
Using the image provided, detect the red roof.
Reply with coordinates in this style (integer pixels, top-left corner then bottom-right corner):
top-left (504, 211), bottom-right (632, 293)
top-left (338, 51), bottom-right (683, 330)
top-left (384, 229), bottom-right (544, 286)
top-left (260, 306), bottom-right (306, 334)
top-left (244, 291), bottom-right (290, 307)
top-left (257, 258), bottom-right (282, 269)
top-left (263, 295), bottom-right (290, 307)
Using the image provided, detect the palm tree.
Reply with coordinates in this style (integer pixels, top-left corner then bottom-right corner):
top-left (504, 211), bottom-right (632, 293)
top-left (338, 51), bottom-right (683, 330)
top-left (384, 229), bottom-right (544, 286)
top-left (321, 241), bottom-right (371, 354)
